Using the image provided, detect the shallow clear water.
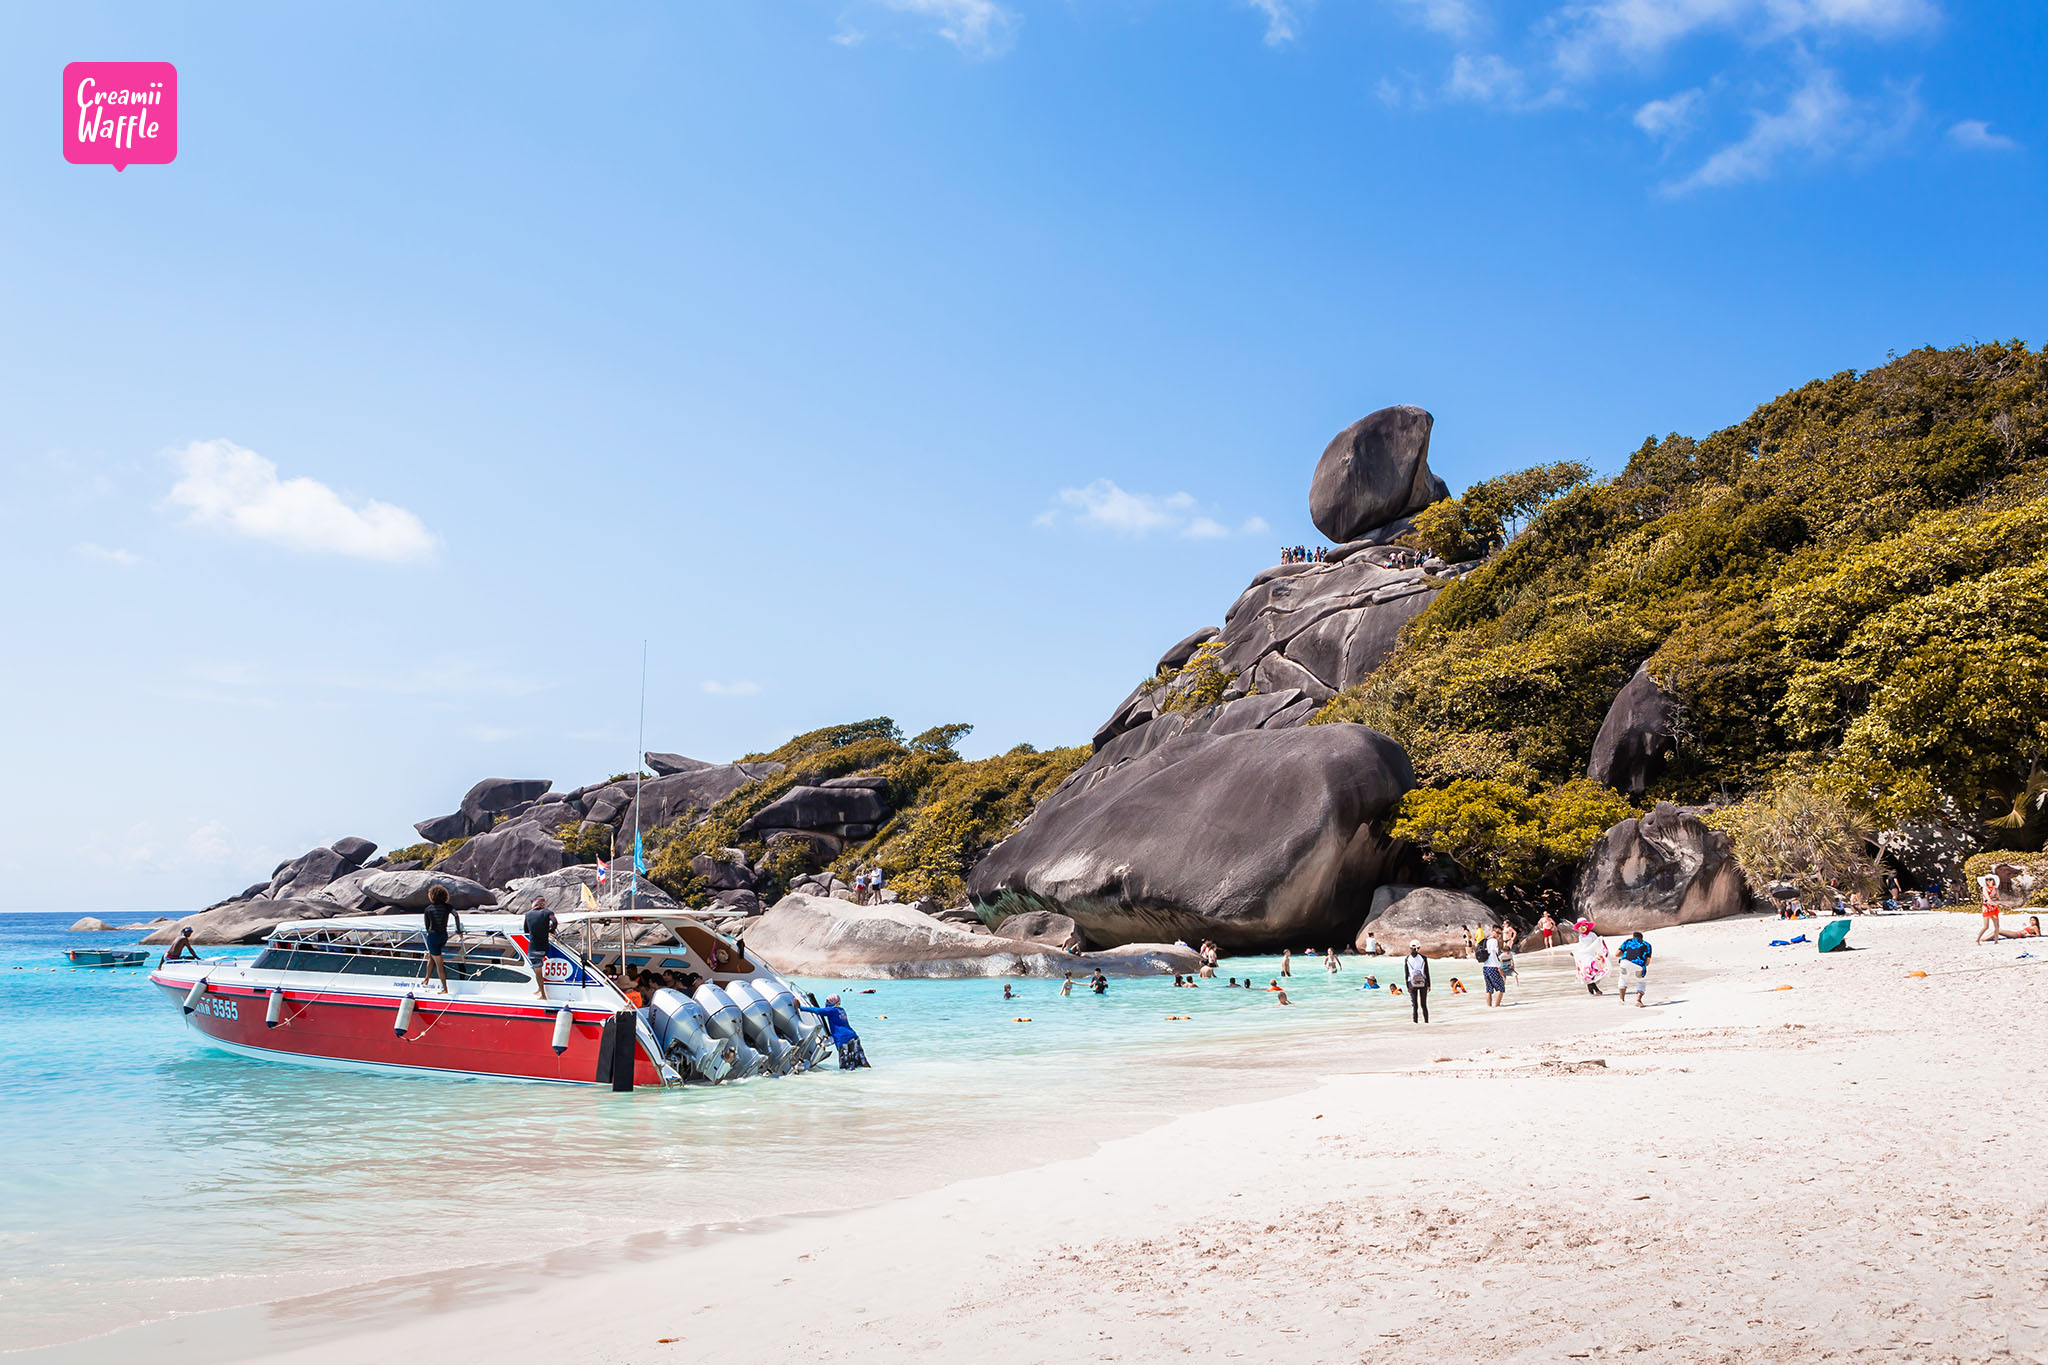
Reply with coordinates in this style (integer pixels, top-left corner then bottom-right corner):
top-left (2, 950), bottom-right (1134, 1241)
top-left (0, 913), bottom-right (1581, 1351)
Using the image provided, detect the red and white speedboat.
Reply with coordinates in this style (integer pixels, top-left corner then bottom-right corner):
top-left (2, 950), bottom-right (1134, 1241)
top-left (150, 910), bottom-right (832, 1087)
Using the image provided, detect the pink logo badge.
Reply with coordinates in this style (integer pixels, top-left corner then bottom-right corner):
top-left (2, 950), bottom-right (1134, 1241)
top-left (64, 62), bottom-right (177, 171)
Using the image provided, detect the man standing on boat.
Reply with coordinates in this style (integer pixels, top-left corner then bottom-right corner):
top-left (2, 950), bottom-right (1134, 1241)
top-left (523, 896), bottom-right (558, 1000)
top-left (422, 884), bottom-right (462, 994)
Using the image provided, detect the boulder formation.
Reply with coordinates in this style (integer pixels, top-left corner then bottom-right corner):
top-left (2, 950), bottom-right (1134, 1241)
top-left (69, 917), bottom-right (113, 932)
top-left (357, 869), bottom-right (496, 910)
top-left (1356, 885), bottom-right (1498, 957)
top-left (1586, 664), bottom-right (1678, 796)
top-left (992, 909), bottom-right (1086, 952)
top-left (746, 893), bottom-right (1198, 978)
top-left (414, 777), bottom-right (553, 842)
top-left (1309, 406), bottom-right (1448, 544)
top-left (1573, 802), bottom-right (1751, 932)
top-left (141, 897), bottom-right (358, 946)
top-left (968, 724), bottom-right (1414, 951)
top-left (436, 821), bottom-right (570, 889)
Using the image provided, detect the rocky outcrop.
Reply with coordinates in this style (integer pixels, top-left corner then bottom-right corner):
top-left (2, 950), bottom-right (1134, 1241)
top-left (1309, 406), bottom-right (1448, 544)
top-left (968, 724), bottom-right (1413, 951)
top-left (141, 897), bottom-right (359, 946)
top-left (746, 893), bottom-right (1198, 978)
top-left (436, 821), bottom-right (569, 889)
top-left (1156, 627), bottom-right (1222, 675)
top-left (616, 764), bottom-right (766, 837)
top-left (690, 848), bottom-right (756, 892)
top-left (358, 869), bottom-right (496, 910)
top-left (1586, 664), bottom-right (1677, 796)
top-left (69, 916), bottom-right (113, 932)
top-left (993, 909), bottom-right (1086, 952)
top-left (413, 811), bottom-right (471, 843)
top-left (330, 836), bottom-right (377, 867)
top-left (499, 865), bottom-right (679, 916)
top-left (413, 777), bottom-right (552, 842)
top-left (1573, 802), bottom-right (1751, 932)
top-left (310, 867), bottom-right (386, 910)
top-left (1357, 885), bottom-right (1497, 957)
top-left (644, 752), bottom-right (712, 776)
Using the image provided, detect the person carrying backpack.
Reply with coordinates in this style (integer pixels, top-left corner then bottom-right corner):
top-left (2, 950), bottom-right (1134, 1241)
top-left (1616, 930), bottom-right (1652, 1008)
top-left (1403, 941), bottom-right (1432, 1023)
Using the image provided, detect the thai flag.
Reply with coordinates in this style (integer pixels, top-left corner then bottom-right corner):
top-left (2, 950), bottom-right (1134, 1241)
top-left (595, 857), bottom-right (609, 885)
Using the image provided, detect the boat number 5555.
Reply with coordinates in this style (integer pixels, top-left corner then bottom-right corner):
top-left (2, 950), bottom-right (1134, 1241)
top-left (198, 997), bottom-right (238, 1020)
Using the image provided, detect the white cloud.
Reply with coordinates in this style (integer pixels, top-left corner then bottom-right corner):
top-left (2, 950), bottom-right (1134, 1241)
top-left (75, 541), bottom-right (141, 566)
top-left (1550, 0), bottom-right (1938, 80)
top-left (1394, 0), bottom-right (1482, 40)
top-left (1634, 87), bottom-right (1705, 139)
top-left (702, 679), bottom-right (764, 697)
top-left (166, 439), bottom-right (437, 563)
top-left (874, 0), bottom-right (1016, 56)
top-left (1664, 67), bottom-right (1916, 193)
top-left (1444, 52), bottom-right (1565, 109)
top-left (1948, 118), bottom-right (2017, 151)
top-left (1037, 480), bottom-right (1268, 540)
top-left (1246, 0), bottom-right (1302, 46)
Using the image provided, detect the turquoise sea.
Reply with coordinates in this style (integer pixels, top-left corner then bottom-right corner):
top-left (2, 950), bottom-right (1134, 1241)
top-left (1, 912), bottom-right (1587, 1354)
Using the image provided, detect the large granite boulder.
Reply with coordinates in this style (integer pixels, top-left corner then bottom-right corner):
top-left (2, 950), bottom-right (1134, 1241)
top-left (266, 846), bottom-right (353, 900)
top-left (690, 849), bottom-right (756, 892)
top-left (413, 811), bottom-right (470, 843)
top-left (1586, 663), bottom-right (1677, 796)
top-left (69, 917), bottom-right (113, 932)
top-left (1573, 802), bottom-right (1751, 932)
top-left (746, 893), bottom-right (1198, 979)
top-left (436, 822), bottom-right (570, 889)
top-left (1156, 626), bottom-right (1222, 675)
top-left (330, 836), bottom-right (377, 868)
top-left (740, 785), bottom-right (887, 836)
top-left (1357, 885), bottom-right (1498, 957)
top-left (310, 867), bottom-right (387, 911)
top-left (141, 897), bottom-right (359, 946)
top-left (358, 869), bottom-right (496, 910)
top-left (616, 764), bottom-right (766, 837)
top-left (581, 785), bottom-right (632, 826)
top-left (1309, 405), bottom-right (1449, 544)
top-left (644, 752), bottom-right (712, 776)
top-left (992, 909), bottom-right (1086, 952)
top-left (968, 723), bottom-right (1414, 952)
top-left (459, 777), bottom-right (552, 832)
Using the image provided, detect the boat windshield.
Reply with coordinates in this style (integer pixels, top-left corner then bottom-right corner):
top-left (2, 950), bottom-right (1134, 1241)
top-left (251, 928), bottom-right (532, 984)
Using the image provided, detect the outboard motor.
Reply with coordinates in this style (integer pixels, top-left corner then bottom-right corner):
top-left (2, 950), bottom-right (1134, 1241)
top-left (721, 979), bottom-right (795, 1074)
top-left (692, 983), bottom-right (762, 1079)
top-left (647, 989), bottom-right (731, 1083)
top-left (753, 976), bottom-right (830, 1069)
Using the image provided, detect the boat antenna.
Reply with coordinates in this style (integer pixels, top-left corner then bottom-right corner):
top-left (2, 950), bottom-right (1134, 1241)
top-left (631, 639), bottom-right (647, 913)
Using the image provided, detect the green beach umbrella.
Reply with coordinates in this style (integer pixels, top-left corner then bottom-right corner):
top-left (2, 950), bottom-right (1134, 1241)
top-left (1818, 919), bottom-right (1852, 953)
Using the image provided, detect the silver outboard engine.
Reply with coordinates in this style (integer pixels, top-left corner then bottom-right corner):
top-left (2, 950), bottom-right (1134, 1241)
top-left (692, 983), bottom-right (763, 1079)
top-left (721, 979), bottom-right (795, 1074)
top-left (647, 988), bottom-right (732, 1083)
top-left (753, 975), bottom-right (831, 1070)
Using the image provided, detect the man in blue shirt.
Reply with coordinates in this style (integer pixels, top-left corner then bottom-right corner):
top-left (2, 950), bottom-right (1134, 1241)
top-left (798, 992), bottom-right (870, 1069)
top-left (1616, 931), bottom-right (1652, 1008)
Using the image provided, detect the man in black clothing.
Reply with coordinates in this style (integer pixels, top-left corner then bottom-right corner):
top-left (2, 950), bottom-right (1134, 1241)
top-left (524, 896), bottom-right (559, 1000)
top-left (1403, 940), bottom-right (1432, 1023)
top-left (422, 884), bottom-right (462, 993)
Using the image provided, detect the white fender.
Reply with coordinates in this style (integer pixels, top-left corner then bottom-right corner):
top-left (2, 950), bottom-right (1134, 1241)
top-left (550, 1006), bottom-right (574, 1055)
top-left (394, 994), bottom-right (417, 1038)
top-left (182, 980), bottom-right (206, 1014)
top-left (265, 989), bottom-right (284, 1029)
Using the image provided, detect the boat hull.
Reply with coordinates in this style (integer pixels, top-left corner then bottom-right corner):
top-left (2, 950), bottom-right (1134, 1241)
top-left (151, 975), bottom-right (662, 1087)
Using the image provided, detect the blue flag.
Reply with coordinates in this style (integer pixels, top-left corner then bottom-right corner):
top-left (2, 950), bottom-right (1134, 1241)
top-left (634, 830), bottom-right (645, 874)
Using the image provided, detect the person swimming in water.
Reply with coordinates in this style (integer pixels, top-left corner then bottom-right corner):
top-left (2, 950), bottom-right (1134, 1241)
top-left (1061, 973), bottom-right (1074, 996)
top-left (1090, 970), bottom-right (1108, 995)
top-left (1003, 983), bottom-right (1015, 1000)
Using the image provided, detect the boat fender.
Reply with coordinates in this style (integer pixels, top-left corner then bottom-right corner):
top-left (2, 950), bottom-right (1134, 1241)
top-left (265, 989), bottom-right (284, 1029)
top-left (182, 980), bottom-right (207, 1015)
top-left (594, 1009), bottom-right (637, 1091)
top-left (551, 1006), bottom-right (574, 1055)
top-left (394, 994), bottom-right (417, 1038)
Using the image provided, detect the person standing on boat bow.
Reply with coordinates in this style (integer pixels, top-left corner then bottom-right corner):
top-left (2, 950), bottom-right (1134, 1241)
top-left (523, 896), bottom-right (558, 1000)
top-left (422, 884), bottom-right (462, 994)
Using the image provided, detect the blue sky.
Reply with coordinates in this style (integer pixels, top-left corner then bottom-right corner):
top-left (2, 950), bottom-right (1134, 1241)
top-left (1, 0), bottom-right (2039, 911)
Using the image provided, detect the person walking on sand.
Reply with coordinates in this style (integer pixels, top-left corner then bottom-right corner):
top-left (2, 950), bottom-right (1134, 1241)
top-left (1976, 874), bottom-right (2004, 944)
top-left (1479, 929), bottom-right (1506, 1008)
top-left (523, 896), bottom-right (559, 1000)
top-left (1537, 911), bottom-right (1557, 948)
top-left (422, 884), bottom-right (462, 994)
top-left (1403, 942), bottom-right (1431, 1022)
top-left (1280, 949), bottom-right (1292, 977)
top-left (1616, 930), bottom-right (1651, 1007)
top-left (1572, 919), bottom-right (1610, 995)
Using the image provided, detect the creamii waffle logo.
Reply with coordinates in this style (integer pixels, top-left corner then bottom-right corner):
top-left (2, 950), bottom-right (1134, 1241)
top-left (64, 62), bottom-right (178, 170)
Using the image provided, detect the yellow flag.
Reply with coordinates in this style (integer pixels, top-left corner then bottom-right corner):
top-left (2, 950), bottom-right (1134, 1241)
top-left (581, 883), bottom-right (599, 911)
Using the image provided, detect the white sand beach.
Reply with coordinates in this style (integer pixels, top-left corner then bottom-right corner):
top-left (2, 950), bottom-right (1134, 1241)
top-left (52, 912), bottom-right (2048, 1364)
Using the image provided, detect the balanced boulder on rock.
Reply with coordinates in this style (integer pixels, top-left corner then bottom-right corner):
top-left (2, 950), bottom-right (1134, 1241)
top-left (1309, 405), bottom-right (1448, 544)
top-left (435, 822), bottom-right (569, 890)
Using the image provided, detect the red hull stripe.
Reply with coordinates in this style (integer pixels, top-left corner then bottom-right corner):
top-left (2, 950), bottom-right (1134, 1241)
top-left (153, 979), bottom-right (660, 1087)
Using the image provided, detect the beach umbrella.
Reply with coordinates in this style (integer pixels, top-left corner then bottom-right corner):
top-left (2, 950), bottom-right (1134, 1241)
top-left (1767, 884), bottom-right (1800, 901)
top-left (1818, 920), bottom-right (1852, 953)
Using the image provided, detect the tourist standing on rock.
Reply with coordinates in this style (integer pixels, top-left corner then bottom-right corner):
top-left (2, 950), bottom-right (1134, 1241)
top-left (1403, 942), bottom-right (1431, 1023)
top-left (422, 884), bottom-right (462, 994)
top-left (1616, 931), bottom-right (1651, 1008)
top-left (523, 896), bottom-right (558, 1000)
top-left (1479, 930), bottom-right (1506, 1008)
top-left (1537, 911), bottom-right (1557, 948)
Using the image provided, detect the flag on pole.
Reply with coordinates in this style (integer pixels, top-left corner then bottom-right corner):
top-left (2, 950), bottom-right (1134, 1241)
top-left (580, 883), bottom-right (600, 911)
top-left (595, 857), bottom-right (609, 885)
top-left (634, 830), bottom-right (646, 874)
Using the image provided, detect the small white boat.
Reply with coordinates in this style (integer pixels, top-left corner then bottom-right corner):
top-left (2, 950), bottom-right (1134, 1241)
top-left (149, 910), bottom-right (833, 1088)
